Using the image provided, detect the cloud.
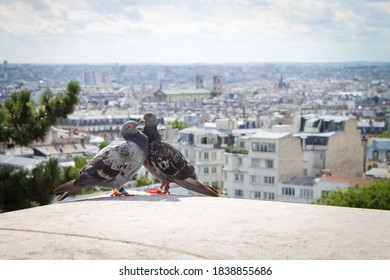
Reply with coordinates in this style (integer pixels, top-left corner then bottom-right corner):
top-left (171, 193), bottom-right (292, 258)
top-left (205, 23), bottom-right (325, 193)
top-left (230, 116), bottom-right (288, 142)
top-left (0, 0), bottom-right (389, 63)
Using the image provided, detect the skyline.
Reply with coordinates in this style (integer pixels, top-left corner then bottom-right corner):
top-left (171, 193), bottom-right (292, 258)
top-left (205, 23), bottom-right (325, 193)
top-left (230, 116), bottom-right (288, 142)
top-left (1, 0), bottom-right (390, 64)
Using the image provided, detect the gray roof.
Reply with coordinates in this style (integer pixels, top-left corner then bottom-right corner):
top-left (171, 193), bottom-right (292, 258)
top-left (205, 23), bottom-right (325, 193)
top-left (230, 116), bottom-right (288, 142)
top-left (281, 176), bottom-right (316, 187)
top-left (0, 155), bottom-right (45, 170)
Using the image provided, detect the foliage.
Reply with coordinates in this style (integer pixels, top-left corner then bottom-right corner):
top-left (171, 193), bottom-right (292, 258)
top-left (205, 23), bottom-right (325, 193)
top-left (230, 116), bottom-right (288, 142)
top-left (0, 159), bottom-right (63, 213)
top-left (29, 158), bottom-right (62, 205)
top-left (98, 140), bottom-right (110, 150)
top-left (133, 176), bottom-right (152, 187)
top-left (315, 179), bottom-right (390, 210)
top-left (0, 81), bottom-right (80, 212)
top-left (0, 166), bottom-right (32, 212)
top-left (378, 131), bottom-right (390, 138)
top-left (224, 146), bottom-right (249, 155)
top-left (168, 119), bottom-right (189, 130)
top-left (0, 81), bottom-right (80, 147)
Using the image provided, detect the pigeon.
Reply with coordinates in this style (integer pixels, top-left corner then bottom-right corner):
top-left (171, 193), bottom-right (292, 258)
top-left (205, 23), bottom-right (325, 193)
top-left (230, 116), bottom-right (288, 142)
top-left (54, 120), bottom-right (148, 201)
top-left (141, 112), bottom-right (219, 197)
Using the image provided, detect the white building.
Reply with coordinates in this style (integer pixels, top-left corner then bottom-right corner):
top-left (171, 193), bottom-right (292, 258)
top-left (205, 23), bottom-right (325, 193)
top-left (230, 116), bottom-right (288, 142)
top-left (223, 130), bottom-right (304, 200)
top-left (175, 126), bottom-right (228, 191)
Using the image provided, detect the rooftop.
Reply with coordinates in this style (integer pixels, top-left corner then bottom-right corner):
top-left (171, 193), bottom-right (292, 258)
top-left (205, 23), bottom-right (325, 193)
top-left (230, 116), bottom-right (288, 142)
top-left (1, 193), bottom-right (389, 260)
top-left (161, 88), bottom-right (212, 95)
top-left (281, 176), bottom-right (316, 186)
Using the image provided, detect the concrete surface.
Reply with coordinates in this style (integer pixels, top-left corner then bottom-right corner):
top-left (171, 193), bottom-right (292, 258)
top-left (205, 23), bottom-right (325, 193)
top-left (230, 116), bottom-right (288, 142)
top-left (0, 193), bottom-right (390, 260)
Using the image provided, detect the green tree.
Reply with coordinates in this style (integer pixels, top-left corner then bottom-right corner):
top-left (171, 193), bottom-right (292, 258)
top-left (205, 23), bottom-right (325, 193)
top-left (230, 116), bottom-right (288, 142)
top-left (0, 81), bottom-right (80, 147)
top-left (0, 166), bottom-right (32, 212)
top-left (0, 81), bottom-right (80, 212)
top-left (133, 176), bottom-right (152, 187)
top-left (29, 158), bottom-right (62, 205)
top-left (378, 131), bottom-right (390, 138)
top-left (169, 119), bottom-right (189, 130)
top-left (98, 140), bottom-right (110, 150)
top-left (315, 179), bottom-right (390, 210)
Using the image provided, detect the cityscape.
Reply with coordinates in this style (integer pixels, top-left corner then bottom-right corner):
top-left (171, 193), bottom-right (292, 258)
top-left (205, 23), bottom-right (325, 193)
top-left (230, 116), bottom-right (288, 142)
top-left (1, 60), bottom-right (390, 204)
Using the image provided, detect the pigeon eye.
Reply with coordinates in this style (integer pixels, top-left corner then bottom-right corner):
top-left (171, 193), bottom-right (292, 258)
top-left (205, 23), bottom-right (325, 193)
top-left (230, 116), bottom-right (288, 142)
top-left (128, 125), bottom-right (133, 128)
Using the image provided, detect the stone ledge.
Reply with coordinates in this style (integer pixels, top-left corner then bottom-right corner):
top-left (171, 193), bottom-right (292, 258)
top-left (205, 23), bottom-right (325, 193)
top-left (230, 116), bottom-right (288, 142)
top-left (0, 193), bottom-right (389, 259)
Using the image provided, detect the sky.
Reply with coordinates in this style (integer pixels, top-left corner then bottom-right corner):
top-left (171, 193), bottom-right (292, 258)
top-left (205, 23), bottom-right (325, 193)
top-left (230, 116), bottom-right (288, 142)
top-left (0, 0), bottom-right (389, 64)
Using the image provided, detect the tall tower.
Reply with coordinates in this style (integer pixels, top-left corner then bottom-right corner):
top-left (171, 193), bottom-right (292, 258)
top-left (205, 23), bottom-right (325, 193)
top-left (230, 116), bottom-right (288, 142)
top-left (196, 74), bottom-right (204, 89)
top-left (213, 75), bottom-right (221, 93)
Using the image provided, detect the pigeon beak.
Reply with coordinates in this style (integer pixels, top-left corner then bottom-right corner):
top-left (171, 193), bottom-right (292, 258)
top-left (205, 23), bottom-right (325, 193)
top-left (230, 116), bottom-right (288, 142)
top-left (137, 118), bottom-right (145, 130)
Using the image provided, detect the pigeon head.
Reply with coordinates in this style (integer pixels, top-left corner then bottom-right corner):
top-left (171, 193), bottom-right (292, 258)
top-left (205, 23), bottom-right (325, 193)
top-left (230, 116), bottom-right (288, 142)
top-left (141, 112), bottom-right (158, 127)
top-left (120, 120), bottom-right (140, 139)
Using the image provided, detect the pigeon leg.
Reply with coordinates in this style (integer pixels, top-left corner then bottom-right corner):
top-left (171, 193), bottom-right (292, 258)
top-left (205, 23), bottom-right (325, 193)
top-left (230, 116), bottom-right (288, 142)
top-left (110, 187), bottom-right (133, 197)
top-left (146, 183), bottom-right (170, 195)
top-left (160, 184), bottom-right (170, 194)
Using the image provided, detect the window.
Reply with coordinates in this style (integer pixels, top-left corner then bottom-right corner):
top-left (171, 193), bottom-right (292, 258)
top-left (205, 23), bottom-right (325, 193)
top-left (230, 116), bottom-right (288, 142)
top-left (235, 189), bottom-right (244, 198)
top-left (250, 191), bottom-right (261, 199)
top-left (251, 159), bottom-right (260, 168)
top-left (204, 152), bottom-right (209, 160)
top-left (282, 187), bottom-right (295, 196)
top-left (264, 176), bottom-right (275, 185)
top-left (300, 189), bottom-right (313, 198)
top-left (204, 167), bottom-right (209, 174)
top-left (373, 151), bottom-right (379, 160)
top-left (252, 142), bottom-right (276, 153)
top-left (212, 181), bottom-right (219, 188)
top-left (266, 159), bottom-right (273, 168)
top-left (264, 192), bottom-right (275, 200)
top-left (212, 167), bottom-right (217, 174)
top-left (211, 152), bottom-right (216, 161)
top-left (235, 173), bottom-right (244, 182)
top-left (387, 151), bottom-right (390, 161)
top-left (250, 175), bottom-right (261, 184)
top-left (238, 158), bottom-right (243, 166)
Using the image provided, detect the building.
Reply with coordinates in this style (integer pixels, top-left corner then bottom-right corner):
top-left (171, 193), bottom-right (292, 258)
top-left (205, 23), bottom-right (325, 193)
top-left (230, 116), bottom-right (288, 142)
top-left (153, 74), bottom-right (222, 109)
top-left (296, 115), bottom-right (364, 177)
top-left (176, 125), bottom-right (229, 191)
top-left (279, 174), bottom-right (373, 204)
top-left (223, 130), bottom-right (304, 200)
top-left (365, 138), bottom-right (390, 170)
top-left (153, 88), bottom-right (212, 108)
top-left (313, 174), bottom-right (373, 200)
top-left (279, 176), bottom-right (316, 203)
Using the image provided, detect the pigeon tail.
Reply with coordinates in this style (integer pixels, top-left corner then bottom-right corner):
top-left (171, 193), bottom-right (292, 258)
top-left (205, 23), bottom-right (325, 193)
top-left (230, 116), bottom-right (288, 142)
top-left (173, 178), bottom-right (219, 197)
top-left (53, 179), bottom-right (81, 201)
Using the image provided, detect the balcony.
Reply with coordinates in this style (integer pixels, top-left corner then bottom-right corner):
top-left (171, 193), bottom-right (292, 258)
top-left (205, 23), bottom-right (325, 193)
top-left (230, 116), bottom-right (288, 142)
top-left (195, 143), bottom-right (215, 149)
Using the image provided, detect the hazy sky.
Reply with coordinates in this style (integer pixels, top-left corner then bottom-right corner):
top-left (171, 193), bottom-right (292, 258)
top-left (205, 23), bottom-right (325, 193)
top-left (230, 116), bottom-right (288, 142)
top-left (1, 0), bottom-right (389, 64)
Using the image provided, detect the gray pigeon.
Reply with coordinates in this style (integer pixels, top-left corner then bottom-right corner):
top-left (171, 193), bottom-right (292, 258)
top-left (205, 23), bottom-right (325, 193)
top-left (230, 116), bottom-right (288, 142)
top-left (54, 120), bottom-right (148, 201)
top-left (141, 112), bottom-right (219, 197)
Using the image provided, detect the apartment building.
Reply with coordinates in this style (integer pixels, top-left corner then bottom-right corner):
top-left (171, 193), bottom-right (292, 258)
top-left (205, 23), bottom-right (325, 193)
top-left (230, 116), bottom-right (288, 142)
top-left (223, 130), bottom-right (304, 200)
top-left (175, 126), bottom-right (228, 191)
top-left (296, 115), bottom-right (364, 177)
top-left (364, 137), bottom-right (390, 178)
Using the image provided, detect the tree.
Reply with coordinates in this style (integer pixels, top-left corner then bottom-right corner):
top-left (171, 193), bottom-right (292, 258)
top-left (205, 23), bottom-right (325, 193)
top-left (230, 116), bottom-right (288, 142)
top-left (0, 166), bottom-right (32, 212)
top-left (98, 140), bottom-right (110, 150)
top-left (315, 179), bottom-right (390, 210)
top-left (0, 81), bottom-right (80, 147)
top-left (29, 158), bottom-right (62, 205)
top-left (134, 176), bottom-right (152, 187)
top-left (0, 81), bottom-right (80, 212)
top-left (168, 119), bottom-right (188, 130)
top-left (378, 131), bottom-right (390, 138)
